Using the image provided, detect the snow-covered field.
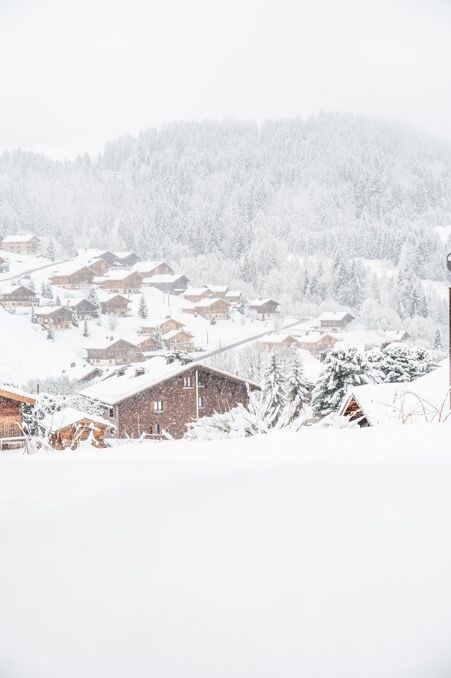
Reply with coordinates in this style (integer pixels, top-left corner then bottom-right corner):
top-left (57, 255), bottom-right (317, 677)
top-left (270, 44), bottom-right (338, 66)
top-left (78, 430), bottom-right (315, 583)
top-left (1, 425), bottom-right (451, 678)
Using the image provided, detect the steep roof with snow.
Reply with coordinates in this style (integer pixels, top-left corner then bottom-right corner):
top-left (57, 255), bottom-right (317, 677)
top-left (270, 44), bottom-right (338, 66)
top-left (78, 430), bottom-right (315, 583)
top-left (144, 273), bottom-right (186, 284)
top-left (249, 298), bottom-right (279, 308)
top-left (133, 260), bottom-right (167, 273)
top-left (2, 233), bottom-right (38, 243)
top-left (318, 311), bottom-right (355, 322)
top-left (95, 269), bottom-right (141, 282)
top-left (40, 407), bottom-right (112, 433)
top-left (79, 360), bottom-right (260, 405)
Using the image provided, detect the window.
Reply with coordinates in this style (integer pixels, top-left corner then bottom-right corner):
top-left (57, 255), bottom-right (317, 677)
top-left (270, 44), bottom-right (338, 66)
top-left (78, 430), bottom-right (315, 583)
top-left (108, 407), bottom-right (114, 418)
top-left (198, 396), bottom-right (204, 408)
top-left (154, 400), bottom-right (164, 412)
top-left (183, 376), bottom-right (193, 388)
top-left (197, 374), bottom-right (205, 387)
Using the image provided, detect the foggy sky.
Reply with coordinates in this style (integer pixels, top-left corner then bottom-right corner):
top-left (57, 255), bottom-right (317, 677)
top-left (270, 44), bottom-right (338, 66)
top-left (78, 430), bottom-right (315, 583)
top-left (0, 0), bottom-right (450, 158)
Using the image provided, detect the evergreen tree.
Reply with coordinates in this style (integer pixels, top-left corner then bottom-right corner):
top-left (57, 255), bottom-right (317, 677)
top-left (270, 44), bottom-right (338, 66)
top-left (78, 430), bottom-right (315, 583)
top-left (46, 326), bottom-right (55, 341)
top-left (55, 295), bottom-right (61, 306)
top-left (86, 287), bottom-right (101, 317)
top-left (82, 319), bottom-right (89, 337)
top-left (312, 346), bottom-right (372, 418)
top-left (371, 344), bottom-right (437, 383)
top-left (263, 354), bottom-right (287, 422)
top-left (286, 356), bottom-right (311, 419)
top-left (433, 328), bottom-right (443, 351)
top-left (46, 240), bottom-right (56, 261)
top-left (138, 294), bottom-right (148, 319)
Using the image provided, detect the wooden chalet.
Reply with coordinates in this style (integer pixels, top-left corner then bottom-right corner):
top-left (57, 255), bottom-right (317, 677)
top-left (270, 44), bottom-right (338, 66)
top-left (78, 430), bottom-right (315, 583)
top-left (79, 361), bottom-right (260, 440)
top-left (85, 257), bottom-right (110, 276)
top-left (205, 284), bottom-right (228, 298)
top-left (68, 298), bottom-right (98, 320)
top-left (133, 260), bottom-right (174, 278)
top-left (225, 290), bottom-right (243, 304)
top-left (162, 329), bottom-right (194, 353)
top-left (85, 339), bottom-right (146, 365)
top-left (318, 311), bottom-right (355, 329)
top-left (0, 284), bottom-right (38, 308)
top-left (143, 273), bottom-right (188, 294)
top-left (114, 252), bottom-right (140, 267)
top-left (95, 251), bottom-right (119, 266)
top-left (35, 306), bottom-right (75, 330)
top-left (380, 330), bottom-right (410, 349)
top-left (130, 334), bottom-right (162, 352)
top-left (99, 293), bottom-right (130, 316)
top-left (40, 407), bottom-right (113, 449)
top-left (1, 233), bottom-right (40, 255)
top-left (50, 263), bottom-right (96, 289)
top-left (0, 385), bottom-right (36, 447)
top-left (249, 299), bottom-right (280, 320)
top-left (94, 270), bottom-right (142, 293)
top-left (259, 334), bottom-right (298, 353)
top-left (297, 333), bottom-right (338, 356)
top-left (185, 297), bottom-right (231, 320)
top-left (183, 287), bottom-right (211, 303)
top-left (140, 317), bottom-right (185, 336)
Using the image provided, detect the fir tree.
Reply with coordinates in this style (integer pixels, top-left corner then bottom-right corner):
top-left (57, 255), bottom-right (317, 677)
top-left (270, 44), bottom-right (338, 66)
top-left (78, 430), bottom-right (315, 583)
top-left (433, 328), bottom-right (443, 351)
top-left (263, 354), bottom-right (287, 422)
top-left (138, 294), bottom-right (148, 319)
top-left (46, 240), bottom-right (56, 261)
top-left (312, 346), bottom-right (372, 418)
top-left (86, 287), bottom-right (101, 317)
top-left (286, 356), bottom-right (311, 419)
top-left (82, 319), bottom-right (89, 337)
top-left (46, 326), bottom-right (55, 341)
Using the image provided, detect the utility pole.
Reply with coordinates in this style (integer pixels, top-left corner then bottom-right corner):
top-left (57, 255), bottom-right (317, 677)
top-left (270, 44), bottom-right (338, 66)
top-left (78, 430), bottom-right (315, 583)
top-left (447, 254), bottom-right (451, 409)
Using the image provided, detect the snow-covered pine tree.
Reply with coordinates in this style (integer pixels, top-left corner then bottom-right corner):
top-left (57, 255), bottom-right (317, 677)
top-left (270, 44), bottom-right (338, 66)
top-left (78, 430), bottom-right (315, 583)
top-left (263, 353), bottom-right (287, 423)
top-left (138, 294), bottom-right (148, 319)
top-left (372, 343), bottom-right (437, 383)
top-left (82, 319), bottom-right (89, 337)
top-left (286, 356), bottom-right (311, 419)
top-left (46, 240), bottom-right (56, 261)
top-left (46, 326), bottom-right (55, 341)
top-left (86, 287), bottom-right (100, 317)
top-left (433, 328), bottom-right (443, 351)
top-left (55, 295), bottom-right (61, 306)
top-left (312, 346), bottom-right (372, 418)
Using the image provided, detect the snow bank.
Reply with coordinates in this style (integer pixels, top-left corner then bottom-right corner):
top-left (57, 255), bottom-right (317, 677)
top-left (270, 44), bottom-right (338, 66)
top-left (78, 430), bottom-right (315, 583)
top-left (1, 425), bottom-right (451, 678)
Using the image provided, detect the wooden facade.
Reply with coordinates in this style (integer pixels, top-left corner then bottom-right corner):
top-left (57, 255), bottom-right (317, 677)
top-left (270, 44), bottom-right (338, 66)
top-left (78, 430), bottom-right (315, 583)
top-left (86, 339), bottom-right (146, 365)
top-left (249, 299), bottom-right (280, 320)
top-left (0, 387), bottom-right (36, 444)
top-left (134, 261), bottom-right (174, 278)
top-left (42, 409), bottom-right (113, 449)
top-left (92, 365), bottom-right (259, 440)
top-left (140, 318), bottom-right (185, 336)
top-left (96, 271), bottom-right (142, 293)
top-left (69, 298), bottom-right (98, 319)
top-left (100, 294), bottom-right (130, 316)
top-left (162, 329), bottom-right (194, 352)
top-left (0, 285), bottom-right (38, 308)
top-left (297, 333), bottom-right (338, 356)
top-left (1, 234), bottom-right (40, 255)
top-left (144, 274), bottom-right (188, 294)
top-left (35, 306), bottom-right (75, 330)
top-left (50, 266), bottom-right (96, 289)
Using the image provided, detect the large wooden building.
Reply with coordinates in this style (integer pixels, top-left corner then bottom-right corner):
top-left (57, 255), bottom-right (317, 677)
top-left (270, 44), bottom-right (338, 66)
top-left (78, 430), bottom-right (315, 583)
top-left (94, 270), bottom-right (142, 293)
top-left (0, 284), bottom-right (38, 308)
top-left (1, 233), bottom-right (40, 255)
top-left (35, 306), bottom-right (75, 330)
top-left (143, 273), bottom-right (189, 294)
top-left (80, 362), bottom-right (260, 439)
top-left (249, 299), bottom-right (280, 320)
top-left (297, 333), bottom-right (338, 356)
top-left (133, 260), bottom-right (174, 278)
top-left (0, 385), bottom-right (36, 445)
top-left (50, 263), bottom-right (96, 289)
top-left (185, 297), bottom-right (231, 320)
top-left (318, 311), bottom-right (355, 329)
top-left (85, 338), bottom-right (146, 365)
top-left (99, 293), bottom-right (130, 316)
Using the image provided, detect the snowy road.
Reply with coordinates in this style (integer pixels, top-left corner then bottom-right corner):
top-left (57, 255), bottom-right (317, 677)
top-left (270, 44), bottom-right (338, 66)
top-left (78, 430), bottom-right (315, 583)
top-left (0, 257), bottom-right (71, 282)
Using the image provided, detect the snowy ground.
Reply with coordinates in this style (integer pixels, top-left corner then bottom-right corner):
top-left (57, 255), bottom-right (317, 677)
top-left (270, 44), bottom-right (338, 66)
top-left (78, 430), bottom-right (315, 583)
top-left (1, 424), bottom-right (451, 678)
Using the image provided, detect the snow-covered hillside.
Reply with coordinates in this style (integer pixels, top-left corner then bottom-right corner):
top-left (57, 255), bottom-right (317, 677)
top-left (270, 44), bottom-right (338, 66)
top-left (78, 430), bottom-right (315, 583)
top-left (1, 425), bottom-right (451, 678)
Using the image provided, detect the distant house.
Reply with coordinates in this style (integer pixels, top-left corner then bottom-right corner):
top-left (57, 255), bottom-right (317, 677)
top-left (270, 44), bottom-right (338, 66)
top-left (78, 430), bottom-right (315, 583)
top-left (86, 257), bottom-right (110, 276)
top-left (0, 384), bottom-right (36, 445)
top-left (50, 263), bottom-right (96, 289)
top-left (162, 329), bottom-right (194, 353)
top-left (1, 233), bottom-right (40, 255)
top-left (297, 333), bottom-right (338, 356)
top-left (143, 273), bottom-right (189, 294)
top-left (225, 290), bottom-right (243, 304)
top-left (133, 260), bottom-right (174, 278)
top-left (249, 299), bottom-right (280, 320)
top-left (0, 284), bottom-right (38, 308)
top-left (259, 334), bottom-right (298, 353)
top-left (115, 252), bottom-right (140, 268)
top-left (131, 334), bottom-right (162, 352)
top-left (183, 287), bottom-right (211, 303)
top-left (68, 298), bottom-right (98, 320)
top-left (318, 311), bottom-right (355, 329)
top-left (68, 364), bottom-right (104, 385)
top-left (188, 297), bottom-right (231, 320)
top-left (85, 339), bottom-right (146, 365)
top-left (40, 407), bottom-right (113, 449)
top-left (0, 256), bottom-right (9, 273)
top-left (94, 270), bottom-right (142, 293)
top-left (35, 306), bottom-right (75, 330)
top-left (95, 251), bottom-right (119, 267)
top-left (99, 293), bottom-right (130, 316)
top-left (380, 330), bottom-right (410, 349)
top-left (140, 318), bottom-right (185, 337)
top-left (205, 284), bottom-right (228, 298)
top-left (79, 361), bottom-right (260, 439)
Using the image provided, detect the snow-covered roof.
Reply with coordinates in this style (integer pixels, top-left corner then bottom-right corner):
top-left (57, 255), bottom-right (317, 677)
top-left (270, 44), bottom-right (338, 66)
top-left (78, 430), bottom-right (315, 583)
top-left (0, 282), bottom-right (34, 295)
top-left (35, 305), bottom-right (70, 316)
top-left (115, 251), bottom-right (135, 259)
top-left (0, 384), bottom-right (36, 404)
top-left (318, 311), bottom-right (355, 321)
top-left (84, 337), bottom-right (137, 351)
top-left (184, 287), bottom-right (209, 296)
top-left (79, 359), bottom-right (260, 405)
top-left (206, 284), bottom-right (228, 293)
top-left (41, 407), bottom-right (112, 433)
top-left (95, 269), bottom-right (140, 282)
top-left (50, 261), bottom-right (93, 276)
top-left (339, 363), bottom-right (450, 425)
top-left (133, 260), bottom-right (166, 273)
top-left (2, 233), bottom-right (38, 243)
top-left (384, 330), bottom-right (410, 342)
top-left (144, 273), bottom-right (186, 284)
top-left (259, 333), bottom-right (295, 344)
top-left (194, 297), bottom-right (230, 308)
top-left (225, 290), bottom-right (242, 297)
top-left (249, 298), bottom-right (279, 308)
top-left (97, 291), bottom-right (130, 303)
top-left (161, 329), bottom-right (193, 340)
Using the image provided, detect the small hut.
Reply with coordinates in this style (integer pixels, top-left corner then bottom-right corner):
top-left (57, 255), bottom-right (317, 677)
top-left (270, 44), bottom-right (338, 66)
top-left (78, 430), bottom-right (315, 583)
top-left (40, 407), bottom-right (113, 449)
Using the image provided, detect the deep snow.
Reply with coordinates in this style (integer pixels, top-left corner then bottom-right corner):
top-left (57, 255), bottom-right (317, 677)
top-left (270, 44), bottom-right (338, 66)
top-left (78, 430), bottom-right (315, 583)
top-left (0, 425), bottom-right (451, 678)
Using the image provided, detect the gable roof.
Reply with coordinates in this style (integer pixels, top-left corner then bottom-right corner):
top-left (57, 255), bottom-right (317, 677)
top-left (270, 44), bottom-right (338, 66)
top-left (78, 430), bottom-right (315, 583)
top-left (161, 329), bottom-right (193, 340)
top-left (35, 305), bottom-right (73, 317)
top-left (0, 384), bottom-right (36, 405)
top-left (194, 297), bottom-right (230, 308)
top-left (79, 360), bottom-right (260, 406)
top-left (249, 298), bottom-right (279, 308)
top-left (95, 269), bottom-right (141, 282)
top-left (144, 273), bottom-right (186, 284)
top-left (133, 260), bottom-right (168, 273)
top-left (318, 311), bottom-right (355, 322)
top-left (40, 407), bottom-right (112, 433)
top-left (2, 233), bottom-right (38, 243)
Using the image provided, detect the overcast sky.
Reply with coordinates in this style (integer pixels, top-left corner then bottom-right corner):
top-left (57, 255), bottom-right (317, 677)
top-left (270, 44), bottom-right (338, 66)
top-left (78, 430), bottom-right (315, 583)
top-left (0, 0), bottom-right (450, 158)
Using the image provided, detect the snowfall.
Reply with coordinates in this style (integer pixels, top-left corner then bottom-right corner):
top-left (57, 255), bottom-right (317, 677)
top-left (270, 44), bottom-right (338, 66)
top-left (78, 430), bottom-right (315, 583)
top-left (1, 424), bottom-right (451, 678)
